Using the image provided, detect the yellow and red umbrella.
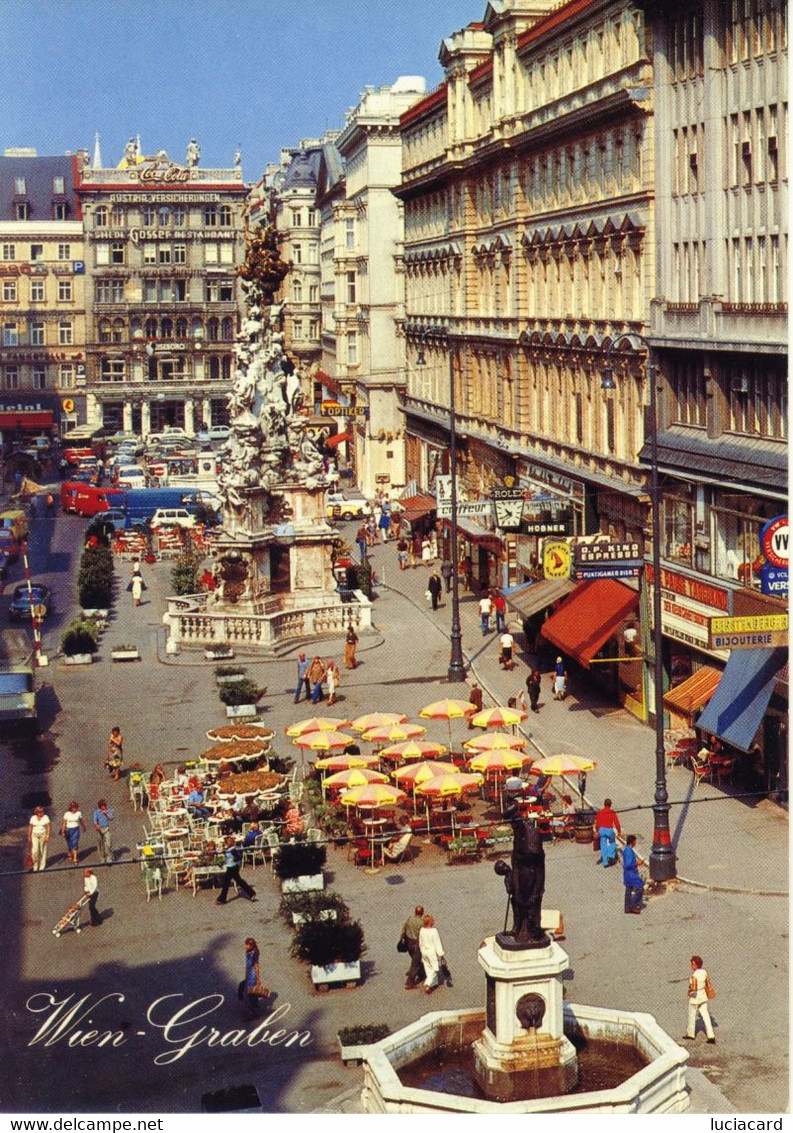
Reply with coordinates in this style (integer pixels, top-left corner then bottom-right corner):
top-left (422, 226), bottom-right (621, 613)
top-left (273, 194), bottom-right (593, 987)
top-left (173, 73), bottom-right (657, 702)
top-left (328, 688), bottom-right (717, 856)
top-left (286, 716), bottom-right (352, 736)
top-left (419, 697), bottom-right (477, 748)
top-left (392, 760), bottom-right (462, 786)
top-left (379, 739), bottom-right (449, 764)
top-left (314, 752), bottom-right (380, 773)
top-left (362, 722), bottom-right (427, 744)
top-left (464, 731), bottom-right (527, 754)
top-left (470, 705), bottom-right (527, 729)
top-left (339, 783), bottom-right (407, 809)
top-left (467, 750), bottom-right (527, 774)
top-left (351, 711), bottom-right (409, 733)
top-left (292, 729), bottom-right (353, 752)
top-left (322, 767), bottom-right (389, 794)
top-left (530, 752), bottom-right (597, 801)
top-left (416, 771), bottom-right (483, 798)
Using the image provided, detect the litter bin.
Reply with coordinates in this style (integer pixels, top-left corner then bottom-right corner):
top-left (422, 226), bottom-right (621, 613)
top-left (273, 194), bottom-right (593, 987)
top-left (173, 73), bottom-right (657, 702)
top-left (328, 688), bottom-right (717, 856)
top-left (574, 807), bottom-right (597, 845)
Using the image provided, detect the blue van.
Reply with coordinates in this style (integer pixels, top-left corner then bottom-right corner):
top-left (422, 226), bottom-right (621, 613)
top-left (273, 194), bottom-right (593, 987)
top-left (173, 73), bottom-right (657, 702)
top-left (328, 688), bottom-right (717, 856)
top-left (123, 488), bottom-right (202, 529)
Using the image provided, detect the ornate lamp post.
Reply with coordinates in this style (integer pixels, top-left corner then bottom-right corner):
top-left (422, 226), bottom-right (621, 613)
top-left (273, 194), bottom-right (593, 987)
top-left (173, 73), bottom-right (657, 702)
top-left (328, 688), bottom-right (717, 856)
top-left (416, 327), bottom-right (466, 683)
top-left (602, 347), bottom-right (675, 882)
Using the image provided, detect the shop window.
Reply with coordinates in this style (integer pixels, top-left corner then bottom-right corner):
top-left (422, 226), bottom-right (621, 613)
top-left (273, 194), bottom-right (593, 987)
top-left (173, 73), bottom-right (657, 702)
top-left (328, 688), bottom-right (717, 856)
top-left (662, 495), bottom-right (694, 565)
top-left (711, 506), bottom-right (764, 587)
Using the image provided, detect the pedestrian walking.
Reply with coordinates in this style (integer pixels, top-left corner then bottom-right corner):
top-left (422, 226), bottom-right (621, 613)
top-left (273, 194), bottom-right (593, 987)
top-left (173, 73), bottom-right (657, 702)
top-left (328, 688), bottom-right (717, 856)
top-left (594, 798), bottom-right (622, 867)
top-left (60, 801), bottom-right (86, 865)
top-left (421, 536), bottom-right (433, 566)
top-left (216, 835), bottom-right (257, 903)
top-left (493, 591), bottom-right (507, 633)
top-left (622, 834), bottom-right (644, 914)
top-left (344, 624), bottom-right (358, 670)
top-left (396, 537), bottom-right (409, 570)
top-left (467, 681), bottom-right (483, 728)
top-left (553, 656), bottom-right (568, 699)
top-left (401, 904), bottom-right (426, 989)
top-left (27, 806), bottom-right (50, 871)
top-left (429, 529), bottom-right (438, 559)
top-left (127, 570), bottom-right (146, 607)
top-left (307, 655), bottom-right (327, 703)
top-left (293, 652), bottom-right (311, 703)
top-left (355, 524), bottom-right (367, 564)
top-left (439, 559), bottom-right (453, 593)
top-left (45, 492), bottom-right (56, 517)
top-left (526, 669), bottom-right (542, 712)
top-left (427, 571), bottom-right (443, 611)
top-left (418, 913), bottom-right (447, 994)
top-left (238, 937), bottom-right (266, 1016)
top-left (93, 799), bottom-right (115, 864)
top-left (105, 725), bottom-right (124, 780)
top-left (378, 510), bottom-right (391, 542)
top-left (410, 531), bottom-right (422, 568)
top-left (83, 868), bottom-right (101, 927)
top-left (460, 553), bottom-right (473, 591)
top-left (499, 629), bottom-right (515, 670)
top-left (478, 593), bottom-right (493, 635)
top-left (326, 659), bottom-right (340, 706)
top-left (683, 955), bottom-right (716, 1044)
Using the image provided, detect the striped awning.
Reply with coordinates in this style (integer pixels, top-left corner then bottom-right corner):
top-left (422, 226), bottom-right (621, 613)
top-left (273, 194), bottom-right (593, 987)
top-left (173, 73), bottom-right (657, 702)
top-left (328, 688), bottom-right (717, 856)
top-left (663, 665), bottom-right (722, 720)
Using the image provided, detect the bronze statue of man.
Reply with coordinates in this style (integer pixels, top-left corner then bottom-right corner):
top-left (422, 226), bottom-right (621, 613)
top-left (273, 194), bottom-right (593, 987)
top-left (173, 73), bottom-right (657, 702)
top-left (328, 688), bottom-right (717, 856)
top-left (495, 782), bottom-right (549, 949)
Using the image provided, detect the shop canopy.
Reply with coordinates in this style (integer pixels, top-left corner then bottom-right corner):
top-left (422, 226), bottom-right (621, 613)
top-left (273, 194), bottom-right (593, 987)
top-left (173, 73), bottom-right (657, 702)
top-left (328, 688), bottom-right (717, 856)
top-left (663, 665), bottom-right (722, 721)
top-left (453, 515), bottom-right (503, 553)
top-left (503, 577), bottom-right (576, 620)
top-left (0, 410), bottom-right (53, 430)
top-left (398, 493), bottom-right (436, 523)
top-left (696, 647), bottom-right (787, 752)
top-left (324, 431), bottom-right (353, 449)
top-left (539, 578), bottom-right (639, 668)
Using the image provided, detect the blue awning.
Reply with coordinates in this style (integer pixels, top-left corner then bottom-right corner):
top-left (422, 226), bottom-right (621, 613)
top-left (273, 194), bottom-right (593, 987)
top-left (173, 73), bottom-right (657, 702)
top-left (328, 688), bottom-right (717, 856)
top-left (697, 647), bottom-right (787, 752)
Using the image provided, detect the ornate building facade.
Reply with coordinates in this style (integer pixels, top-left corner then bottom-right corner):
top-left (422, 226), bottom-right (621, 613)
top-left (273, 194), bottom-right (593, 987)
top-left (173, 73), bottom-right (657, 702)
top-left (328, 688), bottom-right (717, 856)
top-left (76, 140), bottom-right (247, 436)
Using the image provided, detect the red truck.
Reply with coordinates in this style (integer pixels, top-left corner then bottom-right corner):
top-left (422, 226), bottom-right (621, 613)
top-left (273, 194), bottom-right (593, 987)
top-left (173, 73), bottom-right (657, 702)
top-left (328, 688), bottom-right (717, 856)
top-left (60, 482), bottom-right (125, 517)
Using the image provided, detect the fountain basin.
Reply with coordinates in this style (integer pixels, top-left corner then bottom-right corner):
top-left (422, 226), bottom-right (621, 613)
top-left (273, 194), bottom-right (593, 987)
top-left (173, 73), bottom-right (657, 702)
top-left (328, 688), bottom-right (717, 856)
top-left (360, 1005), bottom-right (689, 1114)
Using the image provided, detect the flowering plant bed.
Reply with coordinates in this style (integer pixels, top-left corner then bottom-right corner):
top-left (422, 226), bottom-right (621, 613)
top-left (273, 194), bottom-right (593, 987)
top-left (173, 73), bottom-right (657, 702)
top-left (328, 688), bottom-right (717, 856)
top-left (217, 768), bottom-right (284, 794)
top-left (197, 740), bottom-right (271, 763)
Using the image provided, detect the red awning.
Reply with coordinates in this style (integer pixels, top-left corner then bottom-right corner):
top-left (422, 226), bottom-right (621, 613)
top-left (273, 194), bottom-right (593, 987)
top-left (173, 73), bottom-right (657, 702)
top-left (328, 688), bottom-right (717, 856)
top-left (317, 369), bottom-right (342, 396)
top-left (663, 666), bottom-right (722, 720)
top-left (539, 579), bottom-right (639, 668)
top-left (398, 493), bottom-right (436, 522)
top-left (325, 431), bottom-right (353, 449)
top-left (0, 411), bottom-right (53, 429)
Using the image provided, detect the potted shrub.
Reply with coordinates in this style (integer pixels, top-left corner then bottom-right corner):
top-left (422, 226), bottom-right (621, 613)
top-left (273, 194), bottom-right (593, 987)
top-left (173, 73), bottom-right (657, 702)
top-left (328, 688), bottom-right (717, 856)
top-left (111, 642), bottom-right (140, 662)
top-left (214, 664), bottom-right (248, 685)
top-left (219, 677), bottom-right (266, 718)
top-left (61, 618), bottom-right (100, 665)
top-left (290, 918), bottom-right (366, 989)
top-left (78, 546), bottom-right (113, 612)
top-left (171, 549), bottom-right (204, 597)
top-left (337, 1023), bottom-right (391, 1065)
top-left (274, 840), bottom-right (326, 893)
top-left (280, 889), bottom-right (348, 926)
top-left (205, 644), bottom-right (234, 661)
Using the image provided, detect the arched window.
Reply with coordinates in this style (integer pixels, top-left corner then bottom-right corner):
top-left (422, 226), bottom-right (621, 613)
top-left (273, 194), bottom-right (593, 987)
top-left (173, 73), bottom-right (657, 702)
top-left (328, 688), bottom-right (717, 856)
top-left (221, 356), bottom-right (232, 381)
top-left (130, 318), bottom-right (143, 341)
top-left (175, 317), bottom-right (188, 339)
top-left (221, 316), bottom-right (234, 341)
top-left (98, 319), bottom-right (112, 344)
top-left (158, 206), bottom-right (171, 226)
top-left (191, 316), bottom-right (204, 340)
top-left (110, 207), bottom-right (124, 227)
top-left (293, 278), bottom-right (303, 301)
top-left (95, 206), bottom-right (108, 227)
top-left (209, 356), bottom-right (220, 380)
top-left (207, 317), bottom-right (219, 342)
top-left (145, 317), bottom-right (158, 339)
top-left (112, 318), bottom-right (125, 343)
top-left (160, 317), bottom-right (173, 339)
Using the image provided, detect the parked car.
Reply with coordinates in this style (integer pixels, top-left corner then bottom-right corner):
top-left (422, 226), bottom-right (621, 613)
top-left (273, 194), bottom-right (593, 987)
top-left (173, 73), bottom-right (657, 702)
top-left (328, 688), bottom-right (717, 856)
top-left (196, 425), bottom-right (231, 445)
top-left (325, 492), bottom-right (372, 521)
top-left (0, 530), bottom-right (20, 563)
top-left (91, 508), bottom-right (127, 531)
top-left (8, 583), bottom-right (51, 622)
top-left (149, 507), bottom-right (197, 530)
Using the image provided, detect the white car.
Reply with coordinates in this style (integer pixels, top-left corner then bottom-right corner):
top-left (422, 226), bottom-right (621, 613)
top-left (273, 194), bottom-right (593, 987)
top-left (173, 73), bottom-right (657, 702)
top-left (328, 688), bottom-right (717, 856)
top-left (149, 507), bottom-right (197, 530)
top-left (196, 425), bottom-right (231, 445)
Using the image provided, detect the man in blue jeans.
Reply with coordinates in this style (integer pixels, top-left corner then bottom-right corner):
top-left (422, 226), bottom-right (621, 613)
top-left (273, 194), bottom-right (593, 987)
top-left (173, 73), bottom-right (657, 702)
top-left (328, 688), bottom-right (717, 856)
top-left (294, 653), bottom-right (311, 703)
top-left (216, 836), bottom-right (257, 904)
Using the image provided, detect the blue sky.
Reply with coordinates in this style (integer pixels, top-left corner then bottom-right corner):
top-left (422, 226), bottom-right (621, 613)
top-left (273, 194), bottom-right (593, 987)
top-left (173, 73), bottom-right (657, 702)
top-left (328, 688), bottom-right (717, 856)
top-left (3, 0), bottom-right (473, 178)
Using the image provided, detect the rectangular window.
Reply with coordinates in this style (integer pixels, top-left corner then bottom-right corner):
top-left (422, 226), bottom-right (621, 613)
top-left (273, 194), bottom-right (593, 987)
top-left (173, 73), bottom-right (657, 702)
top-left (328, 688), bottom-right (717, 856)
top-left (3, 324), bottom-right (18, 346)
top-left (346, 218), bottom-right (355, 250)
top-left (346, 332), bottom-right (357, 366)
top-left (173, 206), bottom-right (187, 227)
top-left (292, 243), bottom-right (302, 264)
top-left (173, 244), bottom-right (186, 264)
top-left (1, 244), bottom-right (14, 261)
top-left (346, 271), bottom-right (356, 303)
top-left (291, 209), bottom-right (302, 227)
top-left (100, 360), bottom-right (125, 383)
top-left (219, 243), bottom-right (233, 264)
top-left (95, 244), bottom-right (110, 266)
top-left (111, 279), bottom-right (124, 303)
top-left (307, 208), bottom-right (316, 227)
top-left (292, 318), bottom-right (303, 339)
top-left (58, 279), bottom-right (73, 302)
top-left (15, 203), bottom-right (29, 220)
top-left (205, 243), bottom-right (219, 265)
top-left (309, 283), bottom-right (319, 303)
top-left (14, 177), bottom-right (26, 195)
top-left (58, 321), bottom-right (73, 346)
top-left (204, 206), bottom-right (218, 227)
top-left (59, 363), bottom-right (74, 388)
top-left (32, 365), bottom-right (46, 390)
top-left (57, 243), bottom-right (70, 260)
top-left (30, 279), bottom-right (45, 302)
top-left (218, 280), bottom-right (233, 302)
top-left (2, 281), bottom-right (17, 302)
top-left (143, 205), bottom-right (157, 226)
top-left (158, 245), bottom-right (172, 264)
top-left (53, 175), bottom-right (65, 195)
top-left (144, 279), bottom-right (157, 303)
top-left (30, 243), bottom-right (44, 261)
top-left (4, 366), bottom-right (19, 390)
top-left (174, 279), bottom-right (187, 302)
top-left (219, 205), bottom-right (232, 227)
top-left (110, 241), bottom-right (125, 265)
top-left (30, 322), bottom-right (45, 346)
top-left (53, 203), bottom-right (67, 220)
top-left (143, 244), bottom-right (157, 264)
top-left (309, 319), bottom-right (319, 340)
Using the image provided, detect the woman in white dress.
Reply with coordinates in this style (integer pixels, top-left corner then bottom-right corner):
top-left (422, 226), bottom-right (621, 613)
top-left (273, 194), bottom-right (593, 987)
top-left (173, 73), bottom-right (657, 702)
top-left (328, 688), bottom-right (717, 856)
top-left (418, 913), bottom-right (446, 994)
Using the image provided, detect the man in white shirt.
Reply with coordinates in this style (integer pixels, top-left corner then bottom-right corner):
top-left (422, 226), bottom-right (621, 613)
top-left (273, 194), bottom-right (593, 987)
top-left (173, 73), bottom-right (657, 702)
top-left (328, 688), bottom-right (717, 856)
top-left (499, 630), bottom-right (515, 670)
top-left (478, 594), bottom-right (493, 635)
top-left (27, 807), bottom-right (50, 871)
top-left (83, 868), bottom-right (101, 927)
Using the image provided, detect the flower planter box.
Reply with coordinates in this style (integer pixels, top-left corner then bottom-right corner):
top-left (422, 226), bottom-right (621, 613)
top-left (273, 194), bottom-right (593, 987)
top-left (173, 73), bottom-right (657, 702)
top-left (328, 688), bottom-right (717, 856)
top-left (111, 648), bottom-right (140, 662)
top-left (311, 960), bottom-right (361, 991)
top-left (216, 673), bottom-right (248, 685)
top-left (281, 873), bottom-right (325, 894)
top-left (292, 908), bottom-right (337, 925)
top-left (206, 647), bottom-right (234, 661)
top-left (63, 654), bottom-right (94, 666)
top-left (338, 1038), bottom-right (367, 1066)
top-left (226, 704), bottom-right (257, 718)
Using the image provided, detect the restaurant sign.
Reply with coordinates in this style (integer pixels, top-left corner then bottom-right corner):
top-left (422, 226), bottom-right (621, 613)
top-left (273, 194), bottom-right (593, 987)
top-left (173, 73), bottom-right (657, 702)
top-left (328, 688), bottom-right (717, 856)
top-left (575, 539), bottom-right (643, 580)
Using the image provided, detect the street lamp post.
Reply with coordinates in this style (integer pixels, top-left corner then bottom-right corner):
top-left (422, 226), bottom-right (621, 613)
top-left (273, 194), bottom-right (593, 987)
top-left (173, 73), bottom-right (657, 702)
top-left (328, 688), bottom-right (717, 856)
top-left (417, 328), bottom-right (466, 683)
top-left (603, 346), bottom-right (675, 882)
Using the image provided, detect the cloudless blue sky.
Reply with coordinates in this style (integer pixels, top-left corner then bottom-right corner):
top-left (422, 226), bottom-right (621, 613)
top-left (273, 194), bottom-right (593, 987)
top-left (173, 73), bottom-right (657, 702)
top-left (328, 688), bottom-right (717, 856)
top-left (3, 0), bottom-right (474, 178)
